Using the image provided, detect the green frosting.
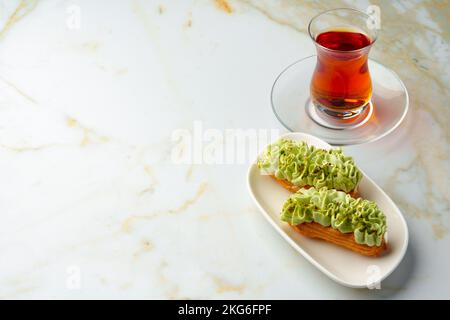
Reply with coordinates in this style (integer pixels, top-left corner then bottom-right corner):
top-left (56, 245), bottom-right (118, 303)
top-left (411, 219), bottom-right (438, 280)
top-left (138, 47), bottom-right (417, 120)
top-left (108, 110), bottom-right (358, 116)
top-left (257, 139), bottom-right (362, 193)
top-left (280, 187), bottom-right (386, 247)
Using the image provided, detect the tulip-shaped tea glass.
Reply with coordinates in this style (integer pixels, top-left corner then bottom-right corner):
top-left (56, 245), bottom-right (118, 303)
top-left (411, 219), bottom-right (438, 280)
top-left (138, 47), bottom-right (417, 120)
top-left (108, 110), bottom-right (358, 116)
top-left (271, 8), bottom-right (409, 144)
top-left (309, 8), bottom-right (377, 128)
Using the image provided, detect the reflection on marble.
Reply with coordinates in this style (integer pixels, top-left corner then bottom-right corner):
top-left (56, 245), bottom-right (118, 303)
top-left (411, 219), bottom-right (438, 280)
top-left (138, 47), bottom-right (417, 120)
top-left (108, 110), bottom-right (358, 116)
top-left (0, 0), bottom-right (448, 299)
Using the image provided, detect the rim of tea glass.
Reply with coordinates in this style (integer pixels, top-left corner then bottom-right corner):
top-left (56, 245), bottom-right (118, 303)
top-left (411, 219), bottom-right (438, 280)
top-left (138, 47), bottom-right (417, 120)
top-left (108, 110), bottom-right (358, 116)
top-left (308, 8), bottom-right (378, 53)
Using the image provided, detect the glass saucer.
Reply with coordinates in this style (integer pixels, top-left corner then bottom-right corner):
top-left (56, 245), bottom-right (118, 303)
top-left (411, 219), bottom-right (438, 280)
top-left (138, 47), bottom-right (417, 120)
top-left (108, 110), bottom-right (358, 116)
top-left (271, 55), bottom-right (409, 146)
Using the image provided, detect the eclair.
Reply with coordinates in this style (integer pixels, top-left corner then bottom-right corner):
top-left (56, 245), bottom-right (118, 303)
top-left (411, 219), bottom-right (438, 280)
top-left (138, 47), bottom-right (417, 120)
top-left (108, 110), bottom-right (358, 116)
top-left (281, 187), bottom-right (387, 256)
top-left (257, 139), bottom-right (362, 197)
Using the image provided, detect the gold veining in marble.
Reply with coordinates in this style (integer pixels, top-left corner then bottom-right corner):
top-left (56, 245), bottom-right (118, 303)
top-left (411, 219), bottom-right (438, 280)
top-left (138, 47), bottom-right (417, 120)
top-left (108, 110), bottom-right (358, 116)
top-left (158, 4), bottom-right (165, 15)
top-left (97, 64), bottom-right (129, 76)
top-left (0, 113), bottom-right (112, 153)
top-left (132, 0), bottom-right (191, 113)
top-left (0, 284), bottom-right (36, 299)
top-left (184, 12), bottom-right (193, 28)
top-left (133, 239), bottom-right (155, 259)
top-left (185, 164), bottom-right (195, 181)
top-left (432, 224), bottom-right (450, 239)
top-left (139, 165), bottom-right (158, 195)
top-left (168, 181), bottom-right (207, 214)
top-left (211, 275), bottom-right (245, 294)
top-left (122, 181), bottom-right (208, 232)
top-left (0, 76), bottom-right (37, 104)
top-left (66, 116), bottom-right (110, 146)
top-left (0, 0), bottom-right (38, 40)
top-left (156, 260), bottom-right (181, 299)
top-left (0, 142), bottom-right (54, 153)
top-left (215, 0), bottom-right (234, 14)
top-left (383, 151), bottom-right (450, 239)
top-left (80, 41), bottom-right (101, 53)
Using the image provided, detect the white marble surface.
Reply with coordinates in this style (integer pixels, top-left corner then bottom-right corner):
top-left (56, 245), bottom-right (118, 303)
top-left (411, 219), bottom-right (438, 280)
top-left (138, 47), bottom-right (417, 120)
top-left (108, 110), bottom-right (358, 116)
top-left (0, 0), bottom-right (449, 299)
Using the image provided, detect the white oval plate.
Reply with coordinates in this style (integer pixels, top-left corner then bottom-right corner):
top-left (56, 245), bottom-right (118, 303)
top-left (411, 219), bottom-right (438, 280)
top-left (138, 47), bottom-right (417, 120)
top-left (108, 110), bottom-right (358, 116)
top-left (247, 132), bottom-right (409, 288)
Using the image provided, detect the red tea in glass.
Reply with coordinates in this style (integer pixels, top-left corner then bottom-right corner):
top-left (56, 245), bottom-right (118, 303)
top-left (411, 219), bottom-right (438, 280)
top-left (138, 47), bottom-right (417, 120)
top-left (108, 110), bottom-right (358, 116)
top-left (308, 9), bottom-right (377, 122)
top-left (312, 30), bottom-right (372, 113)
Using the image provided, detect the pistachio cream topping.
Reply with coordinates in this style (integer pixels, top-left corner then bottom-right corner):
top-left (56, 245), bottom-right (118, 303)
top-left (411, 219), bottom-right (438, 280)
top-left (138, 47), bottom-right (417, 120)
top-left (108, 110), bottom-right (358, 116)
top-left (281, 187), bottom-right (386, 247)
top-left (257, 139), bottom-right (362, 193)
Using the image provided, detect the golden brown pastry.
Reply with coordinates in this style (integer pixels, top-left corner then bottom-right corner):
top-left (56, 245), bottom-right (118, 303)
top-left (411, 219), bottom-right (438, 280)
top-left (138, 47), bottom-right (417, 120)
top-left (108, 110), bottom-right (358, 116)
top-left (293, 223), bottom-right (387, 256)
top-left (281, 187), bottom-right (387, 256)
